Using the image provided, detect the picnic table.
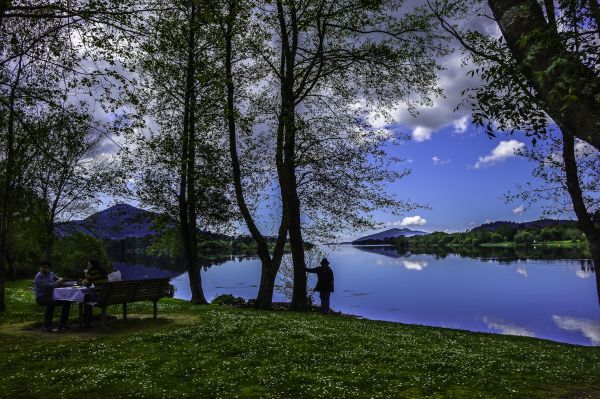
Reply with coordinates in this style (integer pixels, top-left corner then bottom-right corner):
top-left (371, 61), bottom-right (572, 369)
top-left (52, 278), bottom-right (173, 327)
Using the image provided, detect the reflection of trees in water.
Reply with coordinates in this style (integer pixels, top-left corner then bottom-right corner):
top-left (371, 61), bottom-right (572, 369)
top-left (352, 244), bottom-right (594, 269)
top-left (579, 260), bottom-right (596, 274)
top-left (110, 252), bottom-right (245, 273)
top-left (351, 245), bottom-right (409, 258)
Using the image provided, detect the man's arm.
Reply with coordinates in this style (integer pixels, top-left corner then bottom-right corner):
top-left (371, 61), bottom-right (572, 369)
top-left (305, 266), bottom-right (322, 273)
top-left (34, 273), bottom-right (58, 290)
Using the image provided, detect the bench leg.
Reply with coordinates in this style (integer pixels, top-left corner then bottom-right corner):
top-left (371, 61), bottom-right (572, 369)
top-left (153, 300), bottom-right (157, 319)
top-left (101, 307), bottom-right (107, 327)
top-left (123, 303), bottom-right (128, 320)
top-left (78, 302), bottom-right (84, 327)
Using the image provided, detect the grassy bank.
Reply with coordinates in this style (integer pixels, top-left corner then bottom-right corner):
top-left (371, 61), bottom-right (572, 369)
top-left (1, 281), bottom-right (600, 398)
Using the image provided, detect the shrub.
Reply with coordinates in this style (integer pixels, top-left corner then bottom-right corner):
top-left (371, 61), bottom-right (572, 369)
top-left (212, 294), bottom-right (246, 306)
top-left (52, 233), bottom-right (110, 278)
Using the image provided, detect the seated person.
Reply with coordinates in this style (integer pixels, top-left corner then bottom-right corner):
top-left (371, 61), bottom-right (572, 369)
top-left (82, 259), bottom-right (108, 287)
top-left (82, 260), bottom-right (108, 328)
top-left (33, 261), bottom-right (71, 332)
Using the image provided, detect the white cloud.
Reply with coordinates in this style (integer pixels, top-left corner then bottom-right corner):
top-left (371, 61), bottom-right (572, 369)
top-left (412, 126), bottom-right (434, 142)
top-left (515, 266), bottom-right (528, 277)
top-left (398, 215), bottom-right (427, 226)
top-left (575, 141), bottom-right (596, 157)
top-left (575, 269), bottom-right (592, 279)
top-left (553, 315), bottom-right (600, 345)
top-left (483, 317), bottom-right (535, 338)
top-left (432, 156), bottom-right (451, 166)
top-left (402, 259), bottom-right (428, 271)
top-left (474, 140), bottom-right (525, 169)
top-left (512, 205), bottom-right (525, 215)
top-left (453, 115), bottom-right (469, 133)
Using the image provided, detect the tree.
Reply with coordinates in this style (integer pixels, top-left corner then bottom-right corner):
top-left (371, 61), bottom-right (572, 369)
top-left (212, 0), bottom-right (439, 309)
top-left (0, 0), bottom-right (144, 310)
top-left (264, 0), bottom-right (444, 309)
top-left (214, 0), bottom-right (289, 309)
top-left (428, 0), bottom-right (600, 303)
top-left (121, 0), bottom-right (234, 305)
top-left (486, 0), bottom-right (600, 150)
top-left (33, 109), bottom-right (112, 260)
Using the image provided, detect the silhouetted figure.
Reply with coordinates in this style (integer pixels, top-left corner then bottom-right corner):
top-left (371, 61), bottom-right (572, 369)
top-left (33, 261), bottom-right (71, 332)
top-left (305, 258), bottom-right (334, 315)
top-left (82, 260), bottom-right (108, 328)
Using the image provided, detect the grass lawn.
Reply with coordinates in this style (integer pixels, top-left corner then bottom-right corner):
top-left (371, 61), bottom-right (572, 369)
top-left (1, 280), bottom-right (600, 398)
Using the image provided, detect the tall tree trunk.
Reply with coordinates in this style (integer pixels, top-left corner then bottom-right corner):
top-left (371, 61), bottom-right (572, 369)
top-left (0, 58), bottom-right (22, 311)
top-left (281, 96), bottom-right (308, 310)
top-left (276, 0), bottom-right (309, 310)
top-left (487, 0), bottom-right (600, 150)
top-left (560, 130), bottom-right (600, 306)
top-left (180, 3), bottom-right (207, 305)
top-left (223, 2), bottom-right (287, 309)
top-left (274, 0), bottom-right (309, 310)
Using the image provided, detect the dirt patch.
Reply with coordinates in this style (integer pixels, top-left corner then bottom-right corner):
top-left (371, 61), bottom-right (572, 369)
top-left (0, 313), bottom-right (202, 340)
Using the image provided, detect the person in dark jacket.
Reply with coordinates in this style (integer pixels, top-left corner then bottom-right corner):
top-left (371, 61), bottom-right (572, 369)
top-left (82, 260), bottom-right (108, 328)
top-left (33, 261), bottom-right (71, 332)
top-left (305, 258), bottom-right (334, 315)
top-left (82, 259), bottom-right (108, 287)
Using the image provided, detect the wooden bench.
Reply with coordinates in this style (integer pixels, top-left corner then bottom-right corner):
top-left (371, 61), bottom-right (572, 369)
top-left (85, 278), bottom-right (173, 326)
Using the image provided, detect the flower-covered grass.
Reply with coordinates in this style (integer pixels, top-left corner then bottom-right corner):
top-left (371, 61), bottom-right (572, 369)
top-left (1, 280), bottom-right (600, 398)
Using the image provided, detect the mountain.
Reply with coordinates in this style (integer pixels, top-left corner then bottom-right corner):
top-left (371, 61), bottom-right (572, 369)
top-left (471, 219), bottom-right (576, 232)
top-left (54, 204), bottom-right (160, 240)
top-left (352, 228), bottom-right (428, 244)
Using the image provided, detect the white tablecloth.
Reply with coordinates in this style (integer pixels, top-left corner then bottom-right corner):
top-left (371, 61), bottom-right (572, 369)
top-left (53, 287), bottom-right (91, 302)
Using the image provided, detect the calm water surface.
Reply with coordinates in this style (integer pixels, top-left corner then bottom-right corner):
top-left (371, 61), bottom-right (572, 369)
top-left (115, 245), bottom-right (600, 346)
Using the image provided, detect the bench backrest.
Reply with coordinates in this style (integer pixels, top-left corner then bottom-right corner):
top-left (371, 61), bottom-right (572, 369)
top-left (92, 278), bottom-right (172, 306)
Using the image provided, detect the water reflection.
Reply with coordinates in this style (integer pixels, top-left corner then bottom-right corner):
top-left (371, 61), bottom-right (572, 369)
top-left (113, 244), bottom-right (599, 346)
top-left (483, 316), bottom-right (536, 338)
top-left (552, 315), bottom-right (600, 345)
top-left (352, 244), bottom-right (594, 262)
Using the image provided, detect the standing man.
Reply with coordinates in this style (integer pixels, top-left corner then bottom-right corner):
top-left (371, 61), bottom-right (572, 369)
top-left (34, 261), bottom-right (71, 332)
top-left (305, 258), bottom-right (335, 315)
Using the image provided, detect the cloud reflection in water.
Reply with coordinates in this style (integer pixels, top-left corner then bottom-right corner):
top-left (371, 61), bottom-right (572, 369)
top-left (553, 315), bottom-right (600, 345)
top-left (483, 316), bottom-right (536, 338)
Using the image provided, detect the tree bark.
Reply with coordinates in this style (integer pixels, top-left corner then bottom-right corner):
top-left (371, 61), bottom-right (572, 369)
top-left (180, 3), bottom-right (207, 305)
top-left (0, 58), bottom-right (23, 311)
top-left (223, 1), bottom-right (287, 309)
top-left (277, 0), bottom-right (309, 310)
top-left (487, 0), bottom-right (600, 151)
top-left (560, 129), bottom-right (600, 306)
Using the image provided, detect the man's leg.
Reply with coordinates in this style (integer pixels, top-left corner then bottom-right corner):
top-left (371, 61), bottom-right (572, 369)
top-left (58, 301), bottom-right (71, 329)
top-left (320, 291), bottom-right (330, 315)
top-left (36, 296), bottom-right (55, 330)
top-left (83, 305), bottom-right (93, 328)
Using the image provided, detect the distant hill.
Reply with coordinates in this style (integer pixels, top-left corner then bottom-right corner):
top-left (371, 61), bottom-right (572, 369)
top-left (54, 204), bottom-right (160, 240)
top-left (471, 219), bottom-right (576, 232)
top-left (353, 228), bottom-right (428, 244)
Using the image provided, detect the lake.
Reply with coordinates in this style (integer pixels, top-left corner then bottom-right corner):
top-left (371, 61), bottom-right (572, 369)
top-left (114, 244), bottom-right (600, 346)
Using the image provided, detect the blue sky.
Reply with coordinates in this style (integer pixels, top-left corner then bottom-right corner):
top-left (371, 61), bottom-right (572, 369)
top-left (363, 121), bottom-right (564, 237)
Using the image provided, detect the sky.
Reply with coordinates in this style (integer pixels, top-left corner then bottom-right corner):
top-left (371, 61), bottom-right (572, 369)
top-left (338, 48), bottom-right (569, 239)
top-left (368, 121), bottom-right (554, 236)
top-left (93, 1), bottom-right (579, 240)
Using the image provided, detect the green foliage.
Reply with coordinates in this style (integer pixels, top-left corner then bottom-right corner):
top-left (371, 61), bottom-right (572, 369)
top-left (514, 230), bottom-right (536, 246)
top-left (51, 233), bottom-right (109, 278)
top-left (2, 280), bottom-right (600, 398)
top-left (211, 294), bottom-right (246, 306)
top-left (399, 222), bottom-right (587, 249)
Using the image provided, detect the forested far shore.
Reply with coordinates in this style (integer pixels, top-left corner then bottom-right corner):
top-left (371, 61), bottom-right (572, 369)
top-left (360, 222), bottom-right (594, 251)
